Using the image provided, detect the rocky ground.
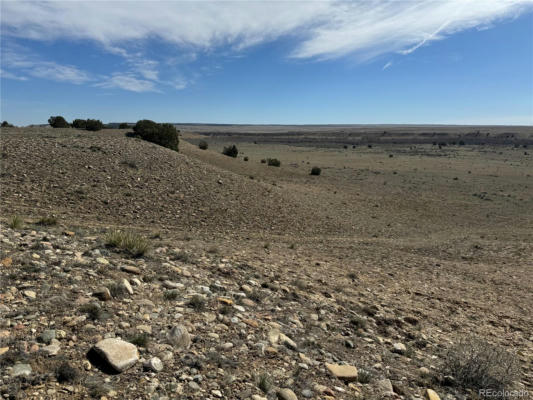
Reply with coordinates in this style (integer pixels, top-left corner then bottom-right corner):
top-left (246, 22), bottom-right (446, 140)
top-left (1, 127), bottom-right (532, 399)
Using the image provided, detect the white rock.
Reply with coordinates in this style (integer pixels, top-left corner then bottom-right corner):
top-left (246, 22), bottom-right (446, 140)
top-left (92, 338), bottom-right (139, 372)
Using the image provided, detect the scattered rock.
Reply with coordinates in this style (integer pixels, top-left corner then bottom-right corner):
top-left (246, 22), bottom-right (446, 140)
top-left (91, 338), bottom-right (139, 372)
top-left (11, 363), bottom-right (32, 377)
top-left (167, 324), bottom-right (191, 349)
top-left (325, 363), bottom-right (358, 382)
top-left (277, 388), bottom-right (298, 400)
top-left (425, 389), bottom-right (441, 400)
top-left (144, 357), bottom-right (163, 372)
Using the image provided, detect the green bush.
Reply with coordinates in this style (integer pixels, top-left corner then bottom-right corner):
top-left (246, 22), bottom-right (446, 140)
top-left (222, 145), bottom-right (238, 158)
top-left (267, 158), bottom-right (280, 167)
top-left (72, 119), bottom-right (87, 129)
top-left (133, 120), bottom-right (179, 151)
top-left (244, 156), bottom-right (249, 161)
top-left (86, 119), bottom-right (104, 131)
top-left (8, 215), bottom-right (23, 229)
top-left (1, 121), bottom-right (14, 128)
top-left (310, 166), bottom-right (321, 175)
top-left (105, 230), bottom-right (149, 257)
top-left (198, 140), bottom-right (208, 150)
top-left (48, 116), bottom-right (70, 128)
top-left (119, 123), bottom-right (129, 129)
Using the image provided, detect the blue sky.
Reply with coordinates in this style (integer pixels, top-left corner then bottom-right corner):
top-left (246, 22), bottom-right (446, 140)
top-left (1, 1), bottom-right (532, 126)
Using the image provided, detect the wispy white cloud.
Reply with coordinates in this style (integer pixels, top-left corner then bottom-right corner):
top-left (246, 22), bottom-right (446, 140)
top-left (382, 61), bottom-right (392, 70)
top-left (95, 73), bottom-right (159, 93)
top-left (0, 68), bottom-right (28, 81)
top-left (1, 43), bottom-right (91, 84)
top-left (2, 0), bottom-right (531, 61)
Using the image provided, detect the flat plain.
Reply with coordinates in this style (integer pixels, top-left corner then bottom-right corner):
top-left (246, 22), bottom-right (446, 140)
top-left (1, 125), bottom-right (532, 399)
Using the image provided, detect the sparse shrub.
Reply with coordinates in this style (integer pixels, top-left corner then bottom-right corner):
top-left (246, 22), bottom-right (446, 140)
top-left (244, 156), bottom-right (249, 161)
top-left (222, 145), bottom-right (238, 158)
top-left (267, 158), bottom-right (280, 167)
top-left (310, 166), bottom-right (321, 176)
top-left (443, 338), bottom-right (519, 395)
top-left (257, 373), bottom-right (273, 393)
top-left (350, 315), bottom-right (367, 330)
top-left (1, 121), bottom-right (14, 128)
top-left (48, 116), bottom-right (70, 128)
top-left (119, 123), bottom-right (129, 129)
top-left (358, 368), bottom-right (373, 384)
top-left (79, 303), bottom-right (103, 321)
top-left (260, 159), bottom-right (266, 164)
top-left (120, 159), bottom-right (138, 169)
top-left (128, 333), bottom-right (150, 347)
top-left (86, 119), bottom-right (104, 131)
top-left (133, 120), bottom-right (179, 151)
top-left (72, 119), bottom-right (87, 129)
top-left (56, 362), bottom-right (78, 383)
top-left (172, 250), bottom-right (191, 263)
top-left (198, 140), bottom-right (208, 150)
top-left (188, 294), bottom-right (206, 311)
top-left (164, 290), bottom-right (180, 300)
top-left (36, 216), bottom-right (57, 226)
top-left (107, 282), bottom-right (126, 298)
top-left (8, 215), bottom-right (23, 229)
top-left (105, 230), bottom-right (149, 257)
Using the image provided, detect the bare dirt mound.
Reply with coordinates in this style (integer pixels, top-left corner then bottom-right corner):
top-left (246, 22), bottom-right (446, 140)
top-left (0, 128), bottom-right (331, 235)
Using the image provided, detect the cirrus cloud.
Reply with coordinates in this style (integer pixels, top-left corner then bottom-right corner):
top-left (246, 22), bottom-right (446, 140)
top-left (1, 0), bottom-right (532, 61)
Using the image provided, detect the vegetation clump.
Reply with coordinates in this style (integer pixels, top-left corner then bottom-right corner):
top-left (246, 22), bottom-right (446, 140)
top-left (198, 140), bottom-right (208, 150)
top-left (48, 116), bottom-right (70, 128)
top-left (119, 123), bottom-right (129, 129)
top-left (310, 166), bottom-right (321, 175)
top-left (85, 119), bottom-right (104, 131)
top-left (72, 119), bottom-right (87, 129)
top-left (222, 144), bottom-right (238, 158)
top-left (267, 158), bottom-right (281, 167)
top-left (443, 338), bottom-right (519, 394)
top-left (105, 230), bottom-right (149, 257)
top-left (133, 120), bottom-right (179, 151)
top-left (1, 121), bottom-right (14, 127)
top-left (8, 215), bottom-right (23, 229)
top-left (56, 362), bottom-right (78, 383)
top-left (36, 216), bottom-right (57, 226)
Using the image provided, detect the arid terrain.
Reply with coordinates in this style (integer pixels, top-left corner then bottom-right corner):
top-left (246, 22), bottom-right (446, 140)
top-left (1, 125), bottom-right (532, 400)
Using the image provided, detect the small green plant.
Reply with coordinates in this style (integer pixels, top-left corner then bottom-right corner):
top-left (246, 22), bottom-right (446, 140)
top-left (56, 362), bottom-right (78, 383)
top-left (267, 158), bottom-right (280, 167)
top-left (358, 368), bottom-right (373, 384)
top-left (128, 333), bottom-right (150, 347)
top-left (107, 282), bottom-right (126, 299)
top-left (257, 373), bottom-right (272, 394)
top-left (172, 250), bottom-right (191, 263)
top-left (164, 290), bottom-right (180, 300)
top-left (36, 216), bottom-right (57, 226)
top-left (198, 140), bottom-right (208, 150)
top-left (8, 215), bottom-right (23, 229)
top-left (310, 166), bottom-right (321, 176)
top-left (222, 145), bottom-right (238, 158)
top-left (188, 294), bottom-right (206, 311)
top-left (243, 156), bottom-right (249, 161)
top-left (105, 230), bottom-right (149, 257)
top-left (79, 303), bottom-right (103, 321)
